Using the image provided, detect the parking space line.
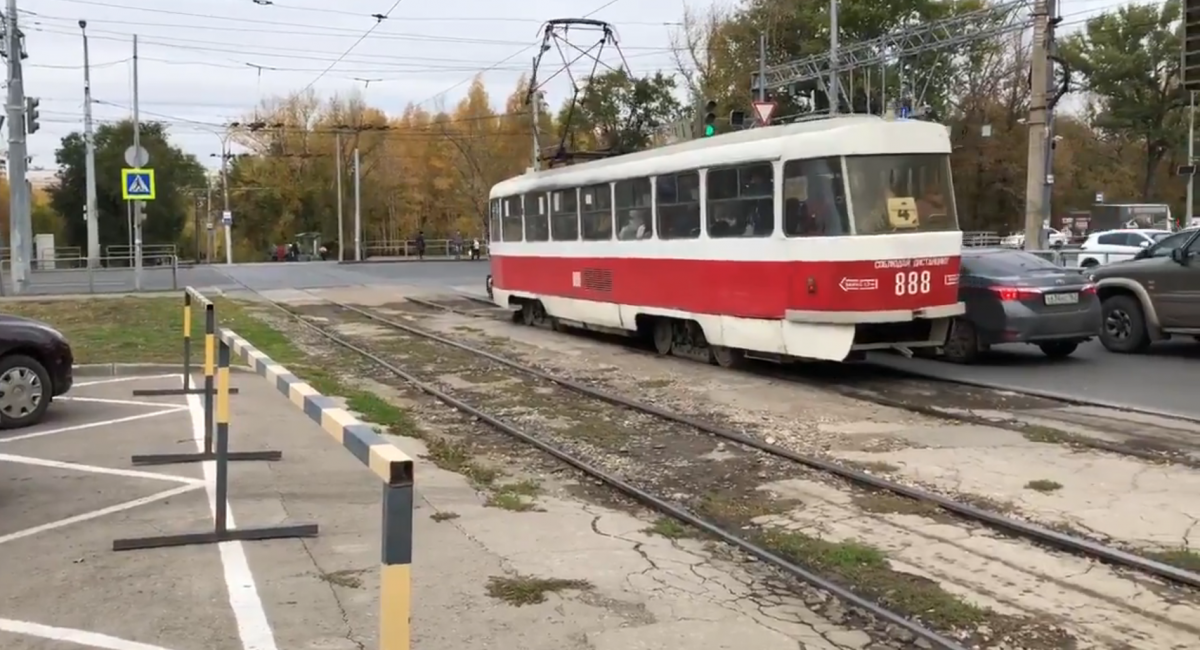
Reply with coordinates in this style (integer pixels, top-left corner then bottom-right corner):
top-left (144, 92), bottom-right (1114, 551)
top-left (0, 484), bottom-right (203, 546)
top-left (184, 391), bottom-right (278, 650)
top-left (0, 454), bottom-right (200, 485)
top-left (59, 396), bottom-right (186, 409)
top-left (0, 407), bottom-right (188, 444)
top-left (74, 374), bottom-right (181, 388)
top-left (0, 618), bottom-right (180, 650)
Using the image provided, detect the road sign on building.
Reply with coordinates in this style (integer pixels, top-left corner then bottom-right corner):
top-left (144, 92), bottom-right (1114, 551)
top-left (121, 168), bottom-right (155, 200)
top-left (222, 210), bottom-right (232, 225)
top-left (752, 101), bottom-right (777, 125)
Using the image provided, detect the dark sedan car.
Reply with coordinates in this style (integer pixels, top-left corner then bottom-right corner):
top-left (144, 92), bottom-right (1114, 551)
top-left (0, 314), bottom-right (73, 428)
top-left (938, 248), bottom-right (1100, 363)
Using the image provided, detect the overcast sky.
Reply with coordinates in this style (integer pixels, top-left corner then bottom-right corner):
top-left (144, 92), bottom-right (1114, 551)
top-left (20, 0), bottom-right (705, 177)
top-left (17, 0), bottom-right (1124, 181)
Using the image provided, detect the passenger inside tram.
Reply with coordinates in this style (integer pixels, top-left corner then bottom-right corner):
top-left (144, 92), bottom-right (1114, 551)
top-left (618, 208), bottom-right (650, 240)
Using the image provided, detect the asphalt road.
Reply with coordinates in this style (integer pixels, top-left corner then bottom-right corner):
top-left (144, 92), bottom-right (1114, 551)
top-left (868, 339), bottom-right (1200, 419)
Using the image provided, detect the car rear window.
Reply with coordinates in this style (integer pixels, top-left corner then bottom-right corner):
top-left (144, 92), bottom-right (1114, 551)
top-left (962, 250), bottom-right (1063, 276)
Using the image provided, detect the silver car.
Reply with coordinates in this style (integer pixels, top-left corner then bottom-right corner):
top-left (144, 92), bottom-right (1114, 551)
top-left (940, 248), bottom-right (1100, 363)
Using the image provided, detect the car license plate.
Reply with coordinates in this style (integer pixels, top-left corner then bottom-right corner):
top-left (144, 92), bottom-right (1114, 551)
top-left (1045, 292), bottom-right (1078, 305)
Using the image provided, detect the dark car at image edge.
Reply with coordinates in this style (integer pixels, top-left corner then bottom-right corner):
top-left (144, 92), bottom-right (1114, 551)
top-left (930, 248), bottom-right (1100, 363)
top-left (1088, 227), bottom-right (1200, 353)
top-left (0, 314), bottom-right (74, 428)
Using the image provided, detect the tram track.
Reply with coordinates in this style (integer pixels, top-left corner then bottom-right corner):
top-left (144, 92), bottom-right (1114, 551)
top-left (212, 277), bottom-right (1200, 647)
top-left (404, 294), bottom-right (1200, 466)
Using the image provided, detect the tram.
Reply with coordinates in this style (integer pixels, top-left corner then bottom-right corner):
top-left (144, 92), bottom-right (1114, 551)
top-left (485, 114), bottom-right (964, 365)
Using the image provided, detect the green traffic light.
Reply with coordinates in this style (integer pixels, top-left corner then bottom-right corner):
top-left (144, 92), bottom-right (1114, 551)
top-left (704, 124), bottom-right (715, 136)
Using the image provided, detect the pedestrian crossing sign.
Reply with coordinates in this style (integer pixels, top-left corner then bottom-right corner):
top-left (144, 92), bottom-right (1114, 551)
top-left (121, 168), bottom-right (156, 200)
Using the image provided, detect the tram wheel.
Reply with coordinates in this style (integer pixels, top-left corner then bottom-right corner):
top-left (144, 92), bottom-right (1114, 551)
top-left (711, 346), bottom-right (746, 369)
top-left (652, 320), bottom-right (674, 355)
top-left (520, 302), bottom-right (537, 326)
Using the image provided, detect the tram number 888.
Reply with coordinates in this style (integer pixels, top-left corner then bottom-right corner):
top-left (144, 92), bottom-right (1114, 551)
top-left (894, 270), bottom-right (931, 296)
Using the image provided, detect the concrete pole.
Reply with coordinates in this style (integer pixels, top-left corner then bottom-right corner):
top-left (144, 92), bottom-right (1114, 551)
top-left (829, 0), bottom-right (839, 115)
top-left (221, 136), bottom-right (232, 264)
top-left (81, 21), bottom-right (100, 268)
top-left (353, 147), bottom-right (361, 261)
top-left (336, 131), bottom-right (344, 261)
top-left (1023, 0), bottom-right (1050, 251)
top-left (6, 0), bottom-right (29, 292)
top-left (1188, 91), bottom-right (1196, 226)
top-left (131, 34), bottom-right (143, 290)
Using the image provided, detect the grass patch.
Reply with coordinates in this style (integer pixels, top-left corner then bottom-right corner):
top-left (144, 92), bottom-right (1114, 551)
top-left (852, 492), bottom-right (941, 517)
top-left (755, 528), bottom-right (989, 630)
top-left (1024, 479), bottom-right (1063, 493)
top-left (485, 575), bottom-right (592, 606)
top-left (2, 296), bottom-right (190, 363)
top-left (430, 511), bottom-right (460, 522)
top-left (319, 568), bottom-right (366, 589)
top-left (1021, 425), bottom-right (1073, 444)
top-left (643, 516), bottom-right (696, 539)
top-left (484, 480), bottom-right (543, 512)
top-left (1145, 548), bottom-right (1200, 572)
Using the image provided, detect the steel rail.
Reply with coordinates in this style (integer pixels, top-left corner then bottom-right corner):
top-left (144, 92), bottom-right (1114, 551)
top-left (401, 296), bottom-right (1200, 466)
top-left (331, 297), bottom-right (1200, 591)
top-left (221, 284), bottom-right (967, 649)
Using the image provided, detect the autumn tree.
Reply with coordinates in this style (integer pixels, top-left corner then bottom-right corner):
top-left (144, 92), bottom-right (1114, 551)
top-left (555, 70), bottom-right (684, 154)
top-left (1061, 0), bottom-right (1185, 200)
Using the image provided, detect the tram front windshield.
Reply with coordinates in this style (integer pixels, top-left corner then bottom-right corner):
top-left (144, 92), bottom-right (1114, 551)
top-left (843, 153), bottom-right (958, 235)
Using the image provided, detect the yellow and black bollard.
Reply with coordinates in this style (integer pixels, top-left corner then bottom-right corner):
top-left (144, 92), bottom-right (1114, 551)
top-left (115, 335), bottom-right (319, 551)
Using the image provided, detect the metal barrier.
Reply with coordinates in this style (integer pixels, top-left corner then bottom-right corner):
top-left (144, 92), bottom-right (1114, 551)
top-left (362, 238), bottom-right (488, 260)
top-left (2, 255), bottom-right (179, 294)
top-left (127, 287), bottom-right (278, 466)
top-left (219, 326), bottom-right (415, 650)
top-left (106, 243), bottom-right (178, 267)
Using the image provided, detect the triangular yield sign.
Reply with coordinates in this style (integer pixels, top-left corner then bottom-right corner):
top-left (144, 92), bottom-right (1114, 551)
top-left (752, 101), bottom-right (776, 125)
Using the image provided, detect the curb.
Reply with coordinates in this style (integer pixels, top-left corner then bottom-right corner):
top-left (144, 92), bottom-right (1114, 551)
top-left (73, 363), bottom-right (253, 377)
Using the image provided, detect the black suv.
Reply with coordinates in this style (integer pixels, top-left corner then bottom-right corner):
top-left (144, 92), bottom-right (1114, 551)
top-left (1089, 227), bottom-right (1200, 353)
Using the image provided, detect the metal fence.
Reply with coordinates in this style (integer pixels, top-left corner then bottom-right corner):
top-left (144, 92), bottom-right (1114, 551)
top-left (362, 238), bottom-right (489, 260)
top-left (962, 231), bottom-right (1135, 269)
top-left (0, 254), bottom-right (179, 295)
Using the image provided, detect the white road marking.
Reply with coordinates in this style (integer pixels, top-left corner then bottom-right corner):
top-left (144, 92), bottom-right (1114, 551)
top-left (73, 374), bottom-right (181, 388)
top-left (0, 483), bottom-right (203, 546)
top-left (59, 396), bottom-right (184, 409)
top-left (0, 407), bottom-right (187, 444)
top-left (0, 453), bottom-right (200, 485)
top-left (0, 618), bottom-right (180, 650)
top-left (184, 390), bottom-right (279, 650)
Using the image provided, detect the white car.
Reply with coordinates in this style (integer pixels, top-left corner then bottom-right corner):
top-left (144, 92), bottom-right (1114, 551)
top-left (1000, 228), bottom-right (1068, 249)
top-left (1076, 229), bottom-right (1173, 268)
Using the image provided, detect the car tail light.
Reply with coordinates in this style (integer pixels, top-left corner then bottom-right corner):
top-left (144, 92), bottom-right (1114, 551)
top-left (1080, 284), bottom-right (1096, 295)
top-left (991, 286), bottom-right (1041, 301)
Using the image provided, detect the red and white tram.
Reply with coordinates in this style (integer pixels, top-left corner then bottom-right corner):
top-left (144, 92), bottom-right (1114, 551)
top-left (485, 115), bottom-right (964, 365)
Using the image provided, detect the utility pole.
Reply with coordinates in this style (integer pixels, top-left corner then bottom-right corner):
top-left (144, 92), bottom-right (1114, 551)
top-left (758, 34), bottom-right (767, 103)
top-left (530, 81), bottom-right (543, 171)
top-left (206, 175), bottom-right (214, 263)
top-left (335, 131), bottom-right (344, 261)
top-left (1023, 0), bottom-right (1050, 251)
top-left (1189, 91), bottom-right (1196, 225)
top-left (80, 20), bottom-right (99, 268)
top-left (5, 0), bottom-right (30, 293)
top-left (353, 147), bottom-right (361, 261)
top-left (1040, 0), bottom-right (1059, 238)
top-left (829, 0), bottom-right (840, 114)
top-left (131, 34), bottom-right (143, 290)
top-left (221, 140), bottom-right (232, 264)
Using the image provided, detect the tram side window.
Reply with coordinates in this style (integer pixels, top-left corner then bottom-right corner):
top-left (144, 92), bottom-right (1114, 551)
top-left (656, 172), bottom-right (700, 239)
top-left (502, 196), bottom-right (524, 242)
top-left (615, 178), bottom-right (653, 240)
top-left (550, 189), bottom-right (580, 241)
top-left (523, 192), bottom-right (549, 242)
top-left (782, 157), bottom-right (850, 237)
top-left (580, 183), bottom-right (614, 241)
top-left (706, 163), bottom-right (774, 238)
top-left (489, 199), bottom-right (501, 242)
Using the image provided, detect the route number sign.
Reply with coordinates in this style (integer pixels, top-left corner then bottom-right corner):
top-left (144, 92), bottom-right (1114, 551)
top-left (894, 270), bottom-right (931, 295)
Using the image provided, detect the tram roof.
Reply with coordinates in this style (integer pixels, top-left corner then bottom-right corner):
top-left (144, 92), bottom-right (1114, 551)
top-left (490, 115), bottom-right (951, 199)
